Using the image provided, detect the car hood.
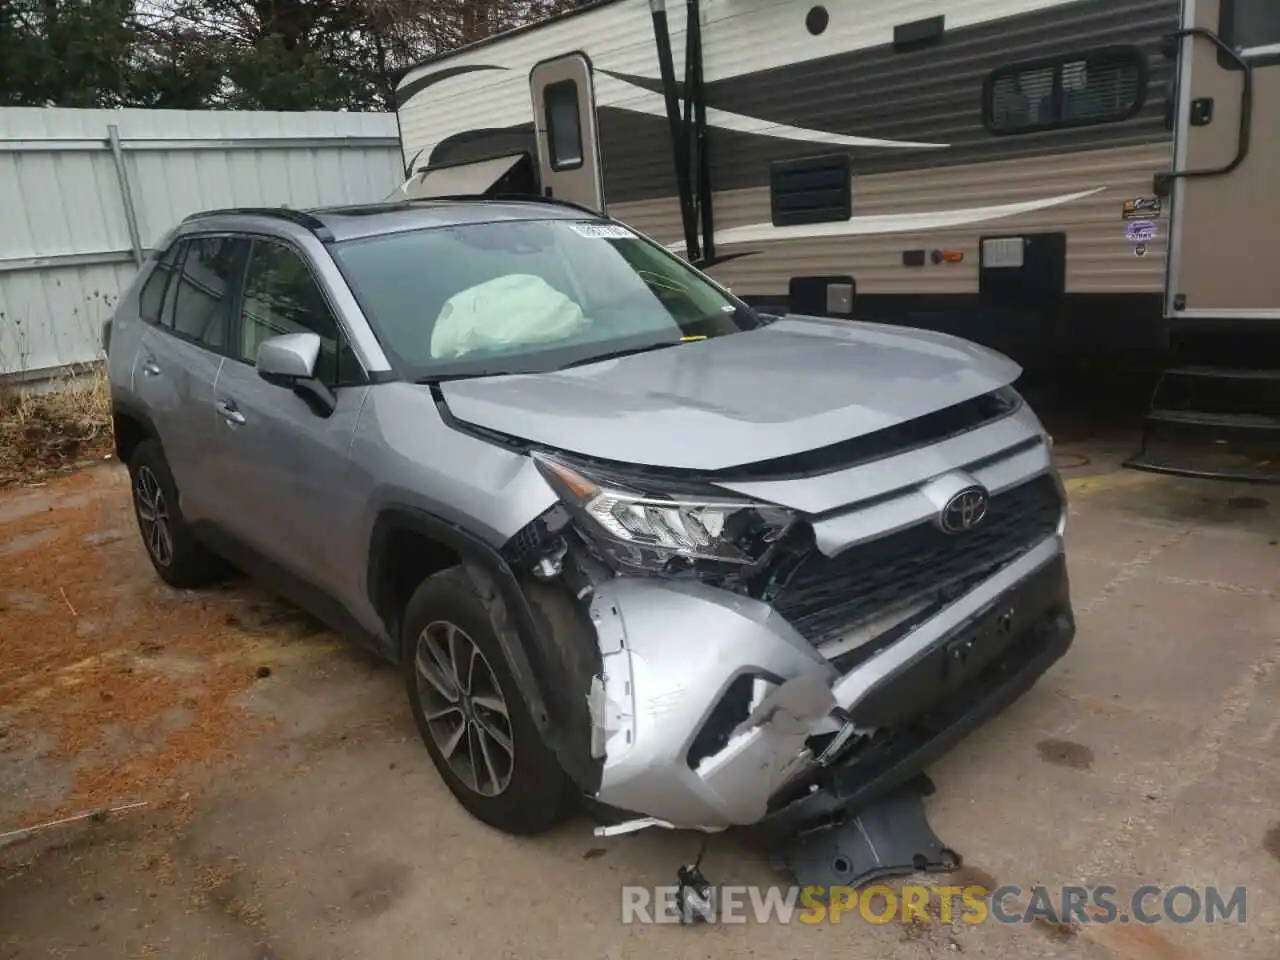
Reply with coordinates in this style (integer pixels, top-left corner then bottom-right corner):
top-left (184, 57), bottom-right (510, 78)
top-left (438, 316), bottom-right (1021, 471)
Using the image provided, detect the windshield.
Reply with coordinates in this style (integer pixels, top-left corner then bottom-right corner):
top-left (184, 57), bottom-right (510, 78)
top-left (331, 218), bottom-right (762, 380)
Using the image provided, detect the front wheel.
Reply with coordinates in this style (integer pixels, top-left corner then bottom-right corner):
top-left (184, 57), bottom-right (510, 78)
top-left (402, 566), bottom-right (572, 835)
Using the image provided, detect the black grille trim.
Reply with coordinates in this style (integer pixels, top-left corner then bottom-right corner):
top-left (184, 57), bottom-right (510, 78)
top-left (771, 474), bottom-right (1063, 646)
top-left (703, 387), bottom-right (1022, 483)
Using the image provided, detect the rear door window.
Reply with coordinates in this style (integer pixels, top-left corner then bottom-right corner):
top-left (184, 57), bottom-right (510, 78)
top-left (168, 236), bottom-right (249, 350)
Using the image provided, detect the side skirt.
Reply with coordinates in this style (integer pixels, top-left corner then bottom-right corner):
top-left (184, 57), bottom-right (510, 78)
top-left (188, 519), bottom-right (393, 661)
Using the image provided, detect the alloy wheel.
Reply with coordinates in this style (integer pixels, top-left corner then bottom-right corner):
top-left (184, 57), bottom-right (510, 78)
top-left (133, 466), bottom-right (173, 567)
top-left (414, 620), bottom-right (515, 797)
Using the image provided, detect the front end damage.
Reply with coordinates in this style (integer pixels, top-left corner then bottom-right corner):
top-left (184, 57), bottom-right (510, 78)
top-left (504, 393), bottom-right (1076, 837)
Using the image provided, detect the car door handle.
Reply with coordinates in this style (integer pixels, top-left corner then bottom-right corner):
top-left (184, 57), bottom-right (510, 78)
top-left (215, 399), bottom-right (247, 426)
top-left (141, 359), bottom-right (161, 377)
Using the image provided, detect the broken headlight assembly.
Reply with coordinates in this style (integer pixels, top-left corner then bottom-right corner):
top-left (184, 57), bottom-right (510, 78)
top-left (532, 452), bottom-right (795, 574)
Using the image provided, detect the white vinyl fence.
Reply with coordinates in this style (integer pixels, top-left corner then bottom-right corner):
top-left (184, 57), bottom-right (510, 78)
top-left (0, 108), bottom-right (405, 379)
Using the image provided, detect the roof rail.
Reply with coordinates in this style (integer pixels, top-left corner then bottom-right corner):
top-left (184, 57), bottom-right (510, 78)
top-left (182, 206), bottom-right (334, 242)
top-left (411, 193), bottom-right (605, 218)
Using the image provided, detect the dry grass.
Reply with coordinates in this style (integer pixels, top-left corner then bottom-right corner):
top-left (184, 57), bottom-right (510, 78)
top-left (0, 365), bottom-right (114, 487)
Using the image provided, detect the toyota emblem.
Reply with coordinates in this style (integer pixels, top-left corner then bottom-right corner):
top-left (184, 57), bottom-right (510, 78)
top-left (939, 486), bottom-right (989, 534)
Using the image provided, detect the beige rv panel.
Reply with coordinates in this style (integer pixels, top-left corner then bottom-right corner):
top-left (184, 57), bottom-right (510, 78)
top-left (529, 54), bottom-right (606, 212)
top-left (611, 142), bottom-right (1173, 297)
top-left (402, 154), bottom-right (527, 199)
top-left (1167, 0), bottom-right (1280, 317)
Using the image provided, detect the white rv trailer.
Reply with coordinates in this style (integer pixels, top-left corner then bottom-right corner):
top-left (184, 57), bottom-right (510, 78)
top-left (395, 0), bottom-right (1280, 480)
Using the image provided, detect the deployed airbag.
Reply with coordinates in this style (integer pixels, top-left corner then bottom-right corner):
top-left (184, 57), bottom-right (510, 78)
top-left (430, 274), bottom-right (589, 359)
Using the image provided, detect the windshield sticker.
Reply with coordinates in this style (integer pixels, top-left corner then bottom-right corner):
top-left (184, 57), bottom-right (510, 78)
top-left (1125, 220), bottom-right (1157, 243)
top-left (570, 223), bottom-right (634, 240)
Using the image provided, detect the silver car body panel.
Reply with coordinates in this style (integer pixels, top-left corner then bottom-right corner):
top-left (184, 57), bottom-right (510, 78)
top-left (438, 317), bottom-right (1021, 471)
top-left (588, 578), bottom-right (837, 827)
top-left (718, 402), bottom-right (1047, 514)
top-left (352, 382), bottom-right (559, 545)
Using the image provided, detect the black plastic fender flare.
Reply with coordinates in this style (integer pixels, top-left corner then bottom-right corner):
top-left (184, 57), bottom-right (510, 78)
top-left (109, 394), bottom-right (161, 461)
top-left (367, 507), bottom-right (603, 795)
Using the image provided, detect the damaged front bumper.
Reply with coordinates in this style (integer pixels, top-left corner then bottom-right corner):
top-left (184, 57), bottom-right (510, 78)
top-left (586, 534), bottom-right (1074, 832)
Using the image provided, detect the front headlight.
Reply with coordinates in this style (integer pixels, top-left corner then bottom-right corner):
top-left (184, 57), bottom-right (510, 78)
top-left (532, 452), bottom-right (795, 572)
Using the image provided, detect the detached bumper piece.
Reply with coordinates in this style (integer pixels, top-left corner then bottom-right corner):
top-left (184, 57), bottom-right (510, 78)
top-left (781, 779), bottom-right (959, 896)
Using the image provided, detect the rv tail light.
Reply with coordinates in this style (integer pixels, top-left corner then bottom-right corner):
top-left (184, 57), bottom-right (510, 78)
top-left (939, 249), bottom-right (965, 263)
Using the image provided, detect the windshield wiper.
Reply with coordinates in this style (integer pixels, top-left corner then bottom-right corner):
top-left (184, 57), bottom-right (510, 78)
top-left (417, 368), bottom-right (536, 383)
top-left (416, 340), bottom-right (685, 382)
top-left (559, 340), bottom-right (681, 370)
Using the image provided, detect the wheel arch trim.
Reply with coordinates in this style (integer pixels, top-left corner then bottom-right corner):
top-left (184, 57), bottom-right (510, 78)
top-left (367, 504), bottom-right (600, 794)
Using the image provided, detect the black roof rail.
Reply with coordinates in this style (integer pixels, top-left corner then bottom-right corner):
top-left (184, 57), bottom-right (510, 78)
top-left (410, 193), bottom-right (605, 218)
top-left (182, 206), bottom-right (335, 242)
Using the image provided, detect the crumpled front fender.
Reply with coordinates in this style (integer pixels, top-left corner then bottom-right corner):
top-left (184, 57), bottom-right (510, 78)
top-left (587, 577), bottom-right (839, 828)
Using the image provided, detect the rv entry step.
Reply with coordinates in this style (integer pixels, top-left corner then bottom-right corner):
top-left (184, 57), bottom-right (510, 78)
top-left (1125, 329), bottom-right (1280, 483)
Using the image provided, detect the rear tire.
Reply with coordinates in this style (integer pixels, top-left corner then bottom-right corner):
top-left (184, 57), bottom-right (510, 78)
top-left (402, 566), bottom-right (571, 835)
top-left (127, 439), bottom-right (226, 589)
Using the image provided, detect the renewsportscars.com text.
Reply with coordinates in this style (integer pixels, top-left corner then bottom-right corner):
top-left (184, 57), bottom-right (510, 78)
top-left (621, 883), bottom-right (1248, 926)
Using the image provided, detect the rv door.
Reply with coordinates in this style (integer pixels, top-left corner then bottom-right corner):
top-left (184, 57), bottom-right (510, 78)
top-left (530, 54), bottom-right (605, 212)
top-left (1166, 0), bottom-right (1280, 319)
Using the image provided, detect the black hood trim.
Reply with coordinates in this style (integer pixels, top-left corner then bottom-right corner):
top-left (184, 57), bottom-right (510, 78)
top-left (434, 382), bottom-right (1025, 486)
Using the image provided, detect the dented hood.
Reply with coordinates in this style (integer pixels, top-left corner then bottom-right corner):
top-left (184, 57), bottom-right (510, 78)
top-left (438, 316), bottom-right (1021, 471)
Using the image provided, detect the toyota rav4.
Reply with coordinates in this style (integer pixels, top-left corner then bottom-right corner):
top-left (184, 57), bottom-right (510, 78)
top-left (104, 198), bottom-right (1074, 838)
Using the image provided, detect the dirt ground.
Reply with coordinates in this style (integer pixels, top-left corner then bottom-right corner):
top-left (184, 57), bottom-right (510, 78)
top-left (1, 431), bottom-right (1277, 959)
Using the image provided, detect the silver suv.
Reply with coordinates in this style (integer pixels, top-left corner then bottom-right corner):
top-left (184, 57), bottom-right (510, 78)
top-left (105, 198), bottom-right (1074, 838)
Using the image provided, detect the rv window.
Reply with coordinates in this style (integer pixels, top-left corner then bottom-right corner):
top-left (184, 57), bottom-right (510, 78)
top-left (1221, 1), bottom-right (1280, 57)
top-left (984, 47), bottom-right (1146, 134)
top-left (545, 80), bottom-right (583, 170)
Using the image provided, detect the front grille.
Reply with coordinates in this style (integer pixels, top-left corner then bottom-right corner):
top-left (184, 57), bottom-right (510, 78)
top-left (771, 474), bottom-right (1063, 646)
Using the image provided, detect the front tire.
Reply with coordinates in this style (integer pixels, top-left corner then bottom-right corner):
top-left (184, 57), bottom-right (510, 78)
top-left (402, 566), bottom-right (571, 835)
top-left (127, 439), bottom-right (226, 588)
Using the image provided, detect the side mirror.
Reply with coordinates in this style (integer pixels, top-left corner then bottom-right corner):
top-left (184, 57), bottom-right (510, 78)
top-left (256, 332), bottom-right (337, 418)
top-left (257, 332), bottom-right (320, 380)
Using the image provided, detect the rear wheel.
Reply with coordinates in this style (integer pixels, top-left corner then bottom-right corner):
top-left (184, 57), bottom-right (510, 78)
top-left (402, 566), bottom-right (571, 835)
top-left (127, 439), bottom-right (226, 588)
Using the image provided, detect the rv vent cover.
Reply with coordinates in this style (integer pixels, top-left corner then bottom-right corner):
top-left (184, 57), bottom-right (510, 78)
top-left (770, 154), bottom-right (853, 227)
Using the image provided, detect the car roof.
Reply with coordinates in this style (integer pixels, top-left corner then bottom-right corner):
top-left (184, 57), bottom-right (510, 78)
top-left (182, 198), bottom-right (601, 244)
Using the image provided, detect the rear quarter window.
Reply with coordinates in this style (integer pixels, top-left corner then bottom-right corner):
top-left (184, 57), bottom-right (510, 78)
top-left (138, 245), bottom-right (182, 325)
